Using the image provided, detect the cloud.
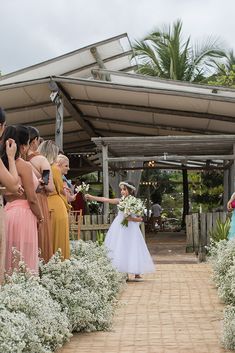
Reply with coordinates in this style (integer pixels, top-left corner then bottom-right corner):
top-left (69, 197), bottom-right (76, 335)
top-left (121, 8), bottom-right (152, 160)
top-left (0, 0), bottom-right (234, 74)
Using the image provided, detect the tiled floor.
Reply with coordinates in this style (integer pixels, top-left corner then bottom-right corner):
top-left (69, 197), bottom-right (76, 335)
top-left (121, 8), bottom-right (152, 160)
top-left (59, 232), bottom-right (230, 353)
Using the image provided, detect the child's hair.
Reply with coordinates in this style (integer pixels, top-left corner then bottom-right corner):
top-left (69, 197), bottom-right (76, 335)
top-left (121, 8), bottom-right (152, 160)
top-left (119, 180), bottom-right (136, 196)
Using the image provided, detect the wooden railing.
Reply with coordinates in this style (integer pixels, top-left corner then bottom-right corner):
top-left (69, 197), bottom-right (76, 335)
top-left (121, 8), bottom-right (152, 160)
top-left (69, 211), bottom-right (145, 242)
top-left (186, 211), bottom-right (228, 261)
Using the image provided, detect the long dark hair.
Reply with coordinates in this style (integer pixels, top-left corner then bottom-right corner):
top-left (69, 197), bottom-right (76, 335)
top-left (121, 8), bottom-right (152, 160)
top-left (0, 107), bottom-right (6, 125)
top-left (28, 126), bottom-right (40, 143)
top-left (0, 125), bottom-right (29, 168)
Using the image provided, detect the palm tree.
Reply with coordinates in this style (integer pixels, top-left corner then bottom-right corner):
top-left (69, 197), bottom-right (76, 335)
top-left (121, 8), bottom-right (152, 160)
top-left (133, 19), bottom-right (226, 82)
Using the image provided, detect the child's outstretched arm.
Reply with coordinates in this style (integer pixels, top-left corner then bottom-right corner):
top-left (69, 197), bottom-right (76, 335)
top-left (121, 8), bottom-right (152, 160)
top-left (127, 216), bottom-right (143, 222)
top-left (85, 193), bottom-right (119, 205)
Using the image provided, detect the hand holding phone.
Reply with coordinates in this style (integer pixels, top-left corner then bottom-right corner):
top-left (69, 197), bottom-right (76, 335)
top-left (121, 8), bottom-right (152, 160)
top-left (42, 169), bottom-right (50, 185)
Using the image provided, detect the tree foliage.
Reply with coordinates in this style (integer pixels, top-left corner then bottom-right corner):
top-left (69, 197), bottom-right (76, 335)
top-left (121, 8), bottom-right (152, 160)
top-left (133, 19), bottom-right (226, 82)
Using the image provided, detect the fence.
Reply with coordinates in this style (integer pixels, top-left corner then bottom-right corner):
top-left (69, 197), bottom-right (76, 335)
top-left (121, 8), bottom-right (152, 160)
top-left (69, 211), bottom-right (146, 242)
top-left (185, 211), bottom-right (229, 261)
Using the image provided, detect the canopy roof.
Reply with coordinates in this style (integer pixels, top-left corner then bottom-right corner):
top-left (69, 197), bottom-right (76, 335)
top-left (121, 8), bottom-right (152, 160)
top-left (1, 34), bottom-right (235, 172)
top-left (0, 33), bottom-right (134, 84)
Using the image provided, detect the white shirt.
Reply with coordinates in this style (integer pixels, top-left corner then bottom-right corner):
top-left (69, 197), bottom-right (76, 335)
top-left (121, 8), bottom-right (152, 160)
top-left (151, 203), bottom-right (162, 217)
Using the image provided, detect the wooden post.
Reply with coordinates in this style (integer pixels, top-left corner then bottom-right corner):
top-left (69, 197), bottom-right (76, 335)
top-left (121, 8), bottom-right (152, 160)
top-left (181, 168), bottom-right (189, 229)
top-left (192, 213), bottom-right (199, 255)
top-left (198, 213), bottom-right (207, 262)
top-left (223, 167), bottom-right (229, 211)
top-left (102, 144), bottom-right (109, 223)
top-left (186, 215), bottom-right (194, 252)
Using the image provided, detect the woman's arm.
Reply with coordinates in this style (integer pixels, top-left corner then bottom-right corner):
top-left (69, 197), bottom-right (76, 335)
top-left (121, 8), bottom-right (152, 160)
top-left (227, 192), bottom-right (235, 211)
top-left (17, 160), bottom-right (43, 221)
top-left (38, 156), bottom-right (55, 193)
top-left (0, 140), bottom-right (19, 193)
top-left (127, 216), bottom-right (143, 222)
top-left (85, 194), bottom-right (119, 205)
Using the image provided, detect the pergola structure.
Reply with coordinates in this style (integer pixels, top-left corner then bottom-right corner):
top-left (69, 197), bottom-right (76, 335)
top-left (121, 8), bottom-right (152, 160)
top-left (1, 33), bottom-right (235, 216)
top-left (92, 135), bottom-right (235, 218)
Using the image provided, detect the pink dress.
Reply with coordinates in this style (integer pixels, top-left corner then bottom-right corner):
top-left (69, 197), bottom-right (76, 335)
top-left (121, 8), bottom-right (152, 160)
top-left (5, 168), bottom-right (39, 275)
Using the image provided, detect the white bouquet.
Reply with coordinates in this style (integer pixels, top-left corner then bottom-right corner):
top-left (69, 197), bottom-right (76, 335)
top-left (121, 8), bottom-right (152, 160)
top-left (75, 182), bottom-right (90, 194)
top-left (117, 195), bottom-right (145, 227)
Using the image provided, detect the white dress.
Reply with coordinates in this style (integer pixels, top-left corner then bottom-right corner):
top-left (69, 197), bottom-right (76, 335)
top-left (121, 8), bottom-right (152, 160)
top-left (105, 211), bottom-right (155, 274)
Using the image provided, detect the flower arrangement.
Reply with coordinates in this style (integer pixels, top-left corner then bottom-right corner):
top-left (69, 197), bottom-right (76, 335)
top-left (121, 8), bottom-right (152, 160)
top-left (0, 262), bottom-right (71, 353)
top-left (117, 195), bottom-right (145, 226)
top-left (0, 241), bottom-right (125, 352)
top-left (40, 245), bottom-right (125, 332)
top-left (208, 238), bottom-right (235, 349)
top-left (75, 182), bottom-right (89, 194)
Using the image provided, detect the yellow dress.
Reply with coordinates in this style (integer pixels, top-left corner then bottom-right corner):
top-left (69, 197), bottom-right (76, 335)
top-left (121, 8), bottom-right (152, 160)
top-left (48, 164), bottom-right (70, 259)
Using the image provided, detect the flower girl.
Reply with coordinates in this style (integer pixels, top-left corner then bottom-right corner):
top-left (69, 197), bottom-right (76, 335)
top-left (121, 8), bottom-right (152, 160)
top-left (85, 181), bottom-right (155, 280)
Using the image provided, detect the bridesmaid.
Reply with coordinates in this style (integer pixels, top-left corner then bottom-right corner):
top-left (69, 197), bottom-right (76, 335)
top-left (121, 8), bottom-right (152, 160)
top-left (1, 126), bottom-right (43, 275)
top-left (38, 140), bottom-right (70, 259)
top-left (27, 126), bottom-right (55, 263)
top-left (227, 193), bottom-right (235, 240)
top-left (0, 139), bottom-right (20, 284)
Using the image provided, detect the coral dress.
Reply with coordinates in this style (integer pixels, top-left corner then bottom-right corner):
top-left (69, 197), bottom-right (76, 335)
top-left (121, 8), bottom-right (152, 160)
top-left (105, 211), bottom-right (155, 274)
top-left (27, 152), bottom-right (53, 263)
top-left (48, 164), bottom-right (70, 259)
top-left (0, 193), bottom-right (5, 283)
top-left (5, 166), bottom-right (39, 275)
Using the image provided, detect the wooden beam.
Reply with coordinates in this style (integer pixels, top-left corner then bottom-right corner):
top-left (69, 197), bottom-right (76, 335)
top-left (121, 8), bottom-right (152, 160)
top-left (56, 82), bottom-right (97, 137)
top-left (84, 116), bottom-right (217, 135)
top-left (107, 155), bottom-right (235, 162)
top-left (90, 47), bottom-right (111, 81)
top-left (75, 99), bottom-right (235, 123)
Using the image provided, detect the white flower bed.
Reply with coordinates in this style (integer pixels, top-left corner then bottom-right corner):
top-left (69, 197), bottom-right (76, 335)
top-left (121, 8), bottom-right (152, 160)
top-left (0, 241), bottom-right (125, 352)
top-left (222, 305), bottom-right (235, 350)
top-left (40, 244), bottom-right (125, 332)
top-left (0, 264), bottom-right (71, 353)
top-left (208, 239), bottom-right (235, 349)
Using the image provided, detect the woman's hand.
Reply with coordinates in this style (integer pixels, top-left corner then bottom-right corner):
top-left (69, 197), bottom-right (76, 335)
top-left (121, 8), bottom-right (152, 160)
top-left (85, 193), bottom-right (92, 200)
top-left (6, 139), bottom-right (17, 160)
top-left (227, 200), bottom-right (233, 212)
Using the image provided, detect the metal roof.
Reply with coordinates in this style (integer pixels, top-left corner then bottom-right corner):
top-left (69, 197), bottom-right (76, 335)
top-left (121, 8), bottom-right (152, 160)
top-left (0, 34), bottom-right (235, 172)
top-left (0, 33), bottom-right (134, 84)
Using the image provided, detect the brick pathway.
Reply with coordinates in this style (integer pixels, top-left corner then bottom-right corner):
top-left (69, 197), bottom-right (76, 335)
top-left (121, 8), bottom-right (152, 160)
top-left (59, 232), bottom-right (230, 353)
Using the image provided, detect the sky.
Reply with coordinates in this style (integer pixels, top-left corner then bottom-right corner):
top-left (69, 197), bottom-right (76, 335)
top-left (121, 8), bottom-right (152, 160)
top-left (0, 0), bottom-right (234, 75)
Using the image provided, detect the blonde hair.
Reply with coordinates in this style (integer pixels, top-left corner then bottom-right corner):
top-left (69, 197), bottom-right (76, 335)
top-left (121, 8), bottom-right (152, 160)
top-left (37, 140), bottom-right (59, 165)
top-left (56, 154), bottom-right (69, 165)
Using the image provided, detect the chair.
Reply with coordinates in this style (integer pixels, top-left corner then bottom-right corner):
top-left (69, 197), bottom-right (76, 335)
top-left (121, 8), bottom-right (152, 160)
top-left (69, 209), bottom-right (83, 240)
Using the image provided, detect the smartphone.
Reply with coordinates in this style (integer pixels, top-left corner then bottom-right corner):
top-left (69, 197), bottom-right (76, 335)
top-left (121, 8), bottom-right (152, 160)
top-left (42, 169), bottom-right (50, 185)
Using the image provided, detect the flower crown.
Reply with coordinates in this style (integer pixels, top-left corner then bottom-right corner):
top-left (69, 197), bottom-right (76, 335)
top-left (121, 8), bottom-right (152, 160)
top-left (119, 181), bottom-right (136, 191)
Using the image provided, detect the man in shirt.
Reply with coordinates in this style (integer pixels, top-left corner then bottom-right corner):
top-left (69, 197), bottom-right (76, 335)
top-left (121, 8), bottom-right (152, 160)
top-left (151, 201), bottom-right (163, 231)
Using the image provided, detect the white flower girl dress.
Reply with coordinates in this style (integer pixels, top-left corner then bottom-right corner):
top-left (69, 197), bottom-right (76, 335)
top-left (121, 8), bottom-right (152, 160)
top-left (104, 211), bottom-right (155, 274)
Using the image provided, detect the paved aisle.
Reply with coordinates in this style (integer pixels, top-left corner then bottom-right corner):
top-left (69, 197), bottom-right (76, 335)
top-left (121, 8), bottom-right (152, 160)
top-left (59, 233), bottom-right (230, 353)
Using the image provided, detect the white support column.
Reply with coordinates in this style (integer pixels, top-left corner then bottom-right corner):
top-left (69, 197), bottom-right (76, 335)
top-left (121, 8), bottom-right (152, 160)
top-left (55, 98), bottom-right (64, 151)
top-left (102, 144), bottom-right (109, 222)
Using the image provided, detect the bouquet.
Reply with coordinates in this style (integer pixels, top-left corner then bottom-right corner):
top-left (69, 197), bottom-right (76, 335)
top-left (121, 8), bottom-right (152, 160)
top-left (75, 182), bottom-right (90, 194)
top-left (117, 195), bottom-right (145, 227)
